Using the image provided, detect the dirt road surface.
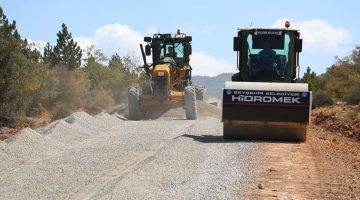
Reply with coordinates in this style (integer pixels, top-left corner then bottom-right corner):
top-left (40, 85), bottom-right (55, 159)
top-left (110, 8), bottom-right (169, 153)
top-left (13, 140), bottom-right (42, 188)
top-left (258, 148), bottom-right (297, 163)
top-left (0, 102), bottom-right (359, 199)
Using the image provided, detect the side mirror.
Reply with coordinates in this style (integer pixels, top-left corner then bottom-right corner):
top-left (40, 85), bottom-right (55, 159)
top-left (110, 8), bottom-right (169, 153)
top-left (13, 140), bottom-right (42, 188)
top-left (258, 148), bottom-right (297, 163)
top-left (145, 44), bottom-right (151, 55)
top-left (233, 37), bottom-right (241, 51)
top-left (144, 37), bottom-right (152, 42)
top-left (184, 44), bottom-right (192, 55)
top-left (295, 39), bottom-right (303, 52)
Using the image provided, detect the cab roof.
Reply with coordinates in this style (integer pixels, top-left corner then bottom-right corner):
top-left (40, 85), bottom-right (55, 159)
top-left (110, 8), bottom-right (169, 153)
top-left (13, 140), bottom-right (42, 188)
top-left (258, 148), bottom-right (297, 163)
top-left (238, 27), bottom-right (299, 32)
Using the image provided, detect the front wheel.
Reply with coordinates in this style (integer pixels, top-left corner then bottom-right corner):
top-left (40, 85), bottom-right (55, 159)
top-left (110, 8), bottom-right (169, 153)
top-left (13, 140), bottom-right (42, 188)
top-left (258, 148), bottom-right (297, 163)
top-left (184, 86), bottom-right (197, 120)
top-left (128, 86), bottom-right (141, 120)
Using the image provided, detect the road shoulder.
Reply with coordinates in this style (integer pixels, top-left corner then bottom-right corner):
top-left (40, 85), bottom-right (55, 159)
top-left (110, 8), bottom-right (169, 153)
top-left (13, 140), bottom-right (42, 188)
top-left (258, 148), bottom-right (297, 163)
top-left (245, 125), bottom-right (360, 199)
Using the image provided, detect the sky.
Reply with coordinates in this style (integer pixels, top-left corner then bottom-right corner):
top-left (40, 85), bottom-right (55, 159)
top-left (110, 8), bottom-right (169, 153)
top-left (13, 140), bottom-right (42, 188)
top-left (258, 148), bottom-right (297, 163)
top-left (1, 0), bottom-right (359, 76)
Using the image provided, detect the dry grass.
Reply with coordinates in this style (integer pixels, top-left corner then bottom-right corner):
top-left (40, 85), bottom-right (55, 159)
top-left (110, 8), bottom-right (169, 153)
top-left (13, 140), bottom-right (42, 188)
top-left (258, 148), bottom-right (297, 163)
top-left (313, 105), bottom-right (359, 120)
top-left (29, 112), bottom-right (52, 129)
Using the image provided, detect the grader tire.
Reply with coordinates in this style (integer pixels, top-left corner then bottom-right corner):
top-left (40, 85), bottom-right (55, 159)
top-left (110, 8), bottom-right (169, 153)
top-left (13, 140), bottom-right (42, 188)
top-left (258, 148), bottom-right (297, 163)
top-left (195, 86), bottom-right (206, 101)
top-left (128, 86), bottom-right (141, 120)
top-left (185, 86), bottom-right (197, 120)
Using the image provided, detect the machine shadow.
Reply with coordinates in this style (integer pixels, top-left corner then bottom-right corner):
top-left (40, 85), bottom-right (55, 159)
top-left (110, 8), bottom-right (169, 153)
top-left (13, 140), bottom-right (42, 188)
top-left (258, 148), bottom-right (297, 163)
top-left (180, 134), bottom-right (234, 143)
top-left (141, 103), bottom-right (186, 120)
top-left (114, 103), bottom-right (187, 121)
top-left (180, 134), bottom-right (301, 144)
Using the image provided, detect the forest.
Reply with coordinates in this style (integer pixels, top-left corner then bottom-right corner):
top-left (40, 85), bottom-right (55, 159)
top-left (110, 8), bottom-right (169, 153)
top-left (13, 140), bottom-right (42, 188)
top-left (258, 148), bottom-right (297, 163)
top-left (0, 7), bottom-right (142, 127)
top-left (302, 46), bottom-right (360, 107)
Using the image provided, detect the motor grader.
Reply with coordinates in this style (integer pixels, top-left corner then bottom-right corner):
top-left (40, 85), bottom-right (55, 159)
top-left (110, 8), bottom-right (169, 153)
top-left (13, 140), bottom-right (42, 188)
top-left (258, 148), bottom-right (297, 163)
top-left (128, 30), bottom-right (203, 120)
top-left (222, 21), bottom-right (312, 141)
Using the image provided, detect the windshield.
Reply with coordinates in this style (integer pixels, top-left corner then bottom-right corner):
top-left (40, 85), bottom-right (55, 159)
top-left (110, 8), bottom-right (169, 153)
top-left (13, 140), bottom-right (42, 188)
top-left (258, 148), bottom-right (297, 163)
top-left (158, 42), bottom-right (185, 66)
top-left (246, 31), bottom-right (292, 78)
top-left (174, 43), bottom-right (184, 59)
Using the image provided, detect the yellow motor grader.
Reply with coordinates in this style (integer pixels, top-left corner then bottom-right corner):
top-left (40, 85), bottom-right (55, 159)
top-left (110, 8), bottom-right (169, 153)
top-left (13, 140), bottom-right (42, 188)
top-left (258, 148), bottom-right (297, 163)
top-left (128, 30), bottom-right (203, 120)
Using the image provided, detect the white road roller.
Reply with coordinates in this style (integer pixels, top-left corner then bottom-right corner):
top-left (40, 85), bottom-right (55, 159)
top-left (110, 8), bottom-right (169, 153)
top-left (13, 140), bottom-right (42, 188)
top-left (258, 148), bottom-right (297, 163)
top-left (222, 22), bottom-right (311, 141)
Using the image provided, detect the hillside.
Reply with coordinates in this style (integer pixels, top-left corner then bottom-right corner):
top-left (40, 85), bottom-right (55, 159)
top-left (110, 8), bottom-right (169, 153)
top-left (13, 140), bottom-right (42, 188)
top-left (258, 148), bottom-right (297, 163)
top-left (192, 73), bottom-right (233, 99)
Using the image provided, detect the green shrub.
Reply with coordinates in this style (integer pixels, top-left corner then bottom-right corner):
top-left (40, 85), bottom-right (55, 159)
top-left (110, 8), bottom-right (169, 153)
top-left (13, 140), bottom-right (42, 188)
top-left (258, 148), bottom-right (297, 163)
top-left (346, 110), bottom-right (359, 120)
top-left (312, 92), bottom-right (333, 108)
top-left (30, 103), bottom-right (48, 117)
top-left (346, 85), bottom-right (360, 105)
top-left (86, 88), bottom-right (114, 113)
top-left (51, 102), bottom-right (72, 120)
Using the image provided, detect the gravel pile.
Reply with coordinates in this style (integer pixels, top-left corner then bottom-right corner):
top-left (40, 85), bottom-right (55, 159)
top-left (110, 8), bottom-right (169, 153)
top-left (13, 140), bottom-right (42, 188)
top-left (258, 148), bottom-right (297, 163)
top-left (95, 112), bottom-right (122, 127)
top-left (0, 140), bottom-right (6, 151)
top-left (37, 120), bottom-right (90, 144)
top-left (0, 152), bottom-right (13, 173)
top-left (35, 111), bottom-right (122, 144)
top-left (4, 128), bottom-right (63, 160)
top-left (0, 150), bottom-right (9, 161)
top-left (64, 112), bottom-right (106, 134)
top-left (0, 141), bottom-right (8, 160)
top-left (0, 141), bottom-right (16, 173)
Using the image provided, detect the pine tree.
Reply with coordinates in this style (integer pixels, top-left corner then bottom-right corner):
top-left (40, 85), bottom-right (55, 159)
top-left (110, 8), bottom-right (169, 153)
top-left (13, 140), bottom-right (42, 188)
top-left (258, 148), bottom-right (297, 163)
top-left (43, 42), bottom-right (54, 64)
top-left (351, 46), bottom-right (360, 66)
top-left (23, 39), bottom-right (41, 61)
top-left (0, 7), bottom-right (41, 124)
top-left (109, 53), bottom-right (125, 71)
top-left (44, 23), bottom-right (82, 70)
top-left (302, 66), bottom-right (318, 91)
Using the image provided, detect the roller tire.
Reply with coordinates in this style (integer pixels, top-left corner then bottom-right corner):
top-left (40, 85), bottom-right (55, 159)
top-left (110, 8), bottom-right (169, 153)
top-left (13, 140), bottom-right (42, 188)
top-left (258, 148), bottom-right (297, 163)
top-left (128, 86), bottom-right (141, 120)
top-left (223, 122), bottom-right (307, 142)
top-left (185, 86), bottom-right (197, 120)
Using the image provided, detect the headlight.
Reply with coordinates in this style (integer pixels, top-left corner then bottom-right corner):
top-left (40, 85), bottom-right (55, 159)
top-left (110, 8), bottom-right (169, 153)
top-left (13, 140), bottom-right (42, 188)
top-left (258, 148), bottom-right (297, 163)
top-left (158, 71), bottom-right (165, 76)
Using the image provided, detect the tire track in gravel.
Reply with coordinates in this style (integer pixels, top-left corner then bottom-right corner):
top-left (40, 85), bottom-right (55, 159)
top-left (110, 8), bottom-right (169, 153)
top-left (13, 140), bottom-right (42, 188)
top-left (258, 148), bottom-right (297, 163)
top-left (74, 123), bottom-right (194, 200)
top-left (85, 117), bottom-right (261, 200)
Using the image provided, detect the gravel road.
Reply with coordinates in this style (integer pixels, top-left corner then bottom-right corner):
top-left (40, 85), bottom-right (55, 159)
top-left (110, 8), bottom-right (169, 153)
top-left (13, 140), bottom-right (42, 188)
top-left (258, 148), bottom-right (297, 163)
top-left (0, 106), bottom-right (261, 199)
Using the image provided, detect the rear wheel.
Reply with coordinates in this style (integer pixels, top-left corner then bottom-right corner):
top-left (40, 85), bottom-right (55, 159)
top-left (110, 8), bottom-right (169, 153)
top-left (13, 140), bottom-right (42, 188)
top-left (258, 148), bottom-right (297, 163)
top-left (128, 86), bottom-right (141, 120)
top-left (195, 86), bottom-right (206, 101)
top-left (185, 86), bottom-right (197, 120)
